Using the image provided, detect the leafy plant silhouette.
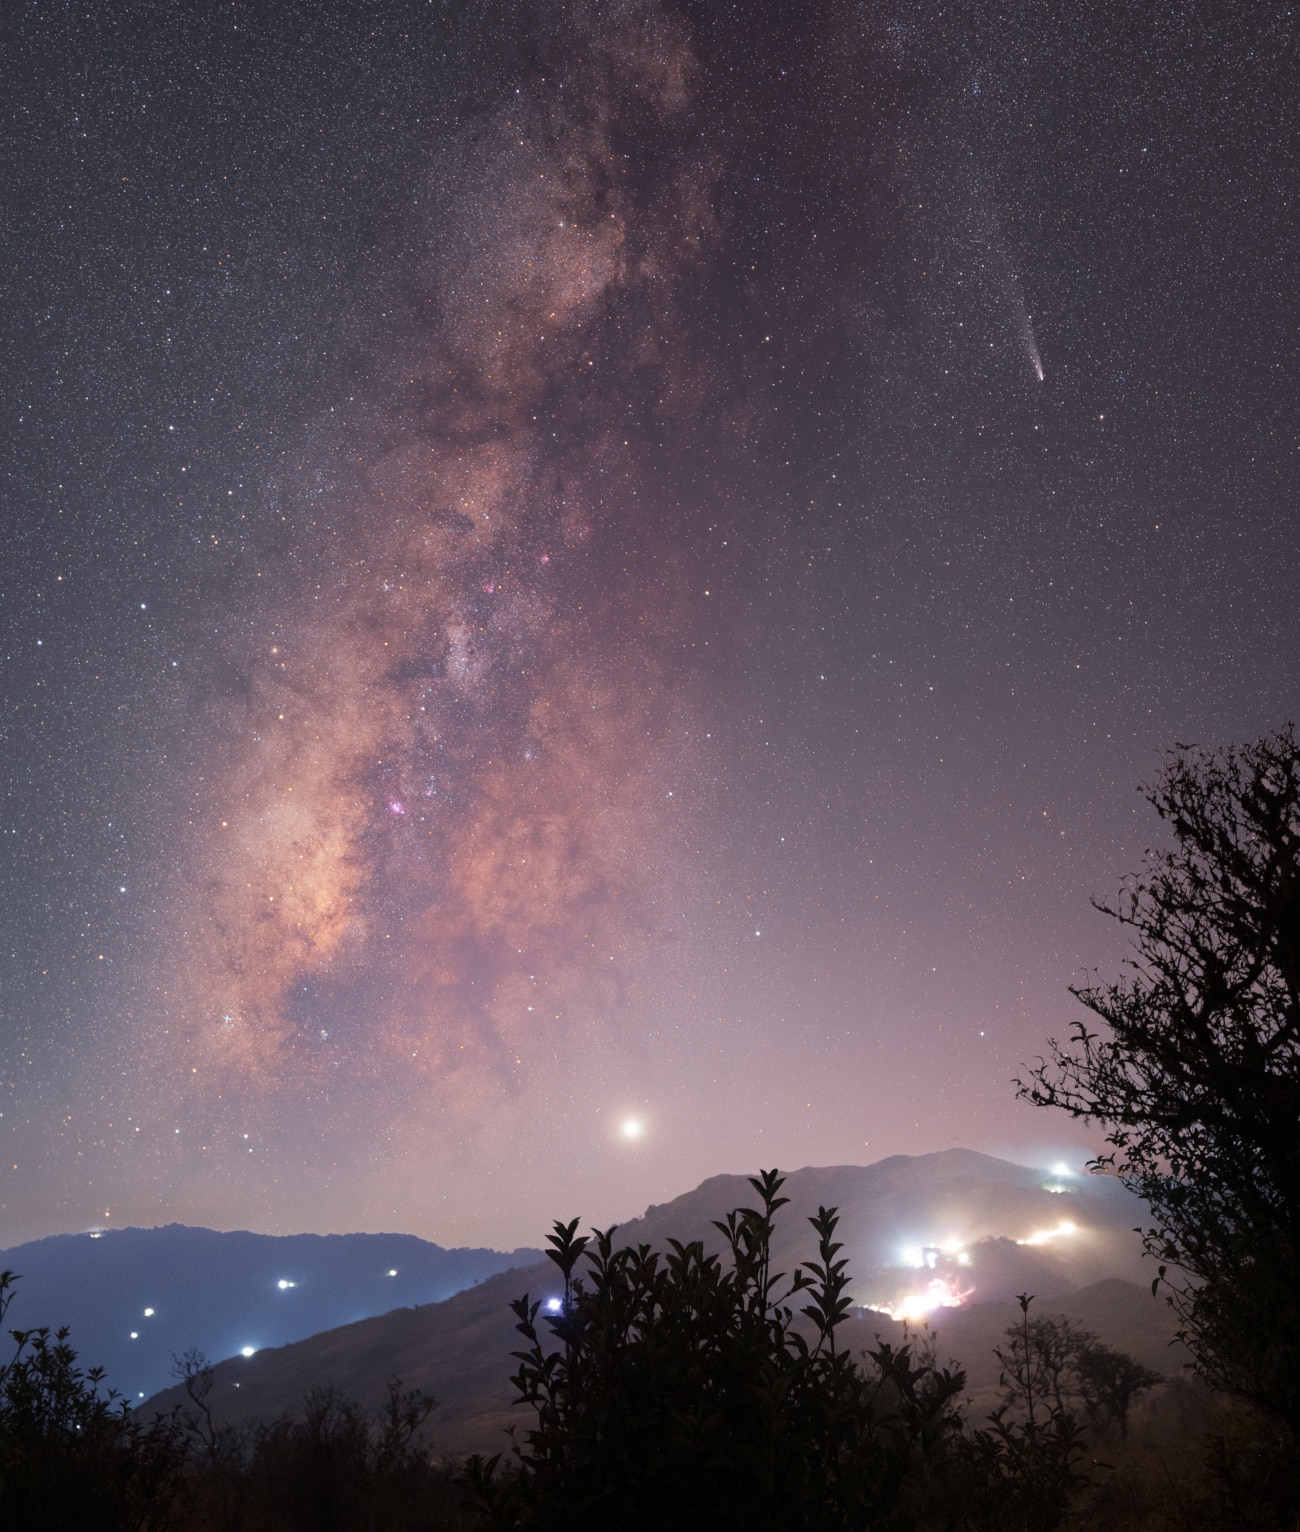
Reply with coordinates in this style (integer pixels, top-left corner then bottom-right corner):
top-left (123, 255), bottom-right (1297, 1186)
top-left (464, 1171), bottom-right (1094, 1531)
top-left (0, 1268), bottom-right (186, 1530)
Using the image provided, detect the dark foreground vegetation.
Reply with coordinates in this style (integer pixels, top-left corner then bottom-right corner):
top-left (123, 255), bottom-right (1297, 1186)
top-left (2, 1192), bottom-right (1298, 1531)
top-left (3, 727), bottom-right (1298, 1530)
top-left (464, 1172), bottom-right (1300, 1532)
top-left (1020, 726), bottom-right (1300, 1435)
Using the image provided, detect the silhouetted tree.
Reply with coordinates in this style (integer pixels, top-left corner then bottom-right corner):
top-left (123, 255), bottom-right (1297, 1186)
top-left (1019, 726), bottom-right (1300, 1432)
top-left (952, 1298), bottom-right (1082, 1532)
top-left (173, 1348), bottom-right (451, 1532)
top-left (1067, 1337), bottom-right (1159, 1441)
top-left (173, 1348), bottom-right (248, 1532)
top-left (995, 1309), bottom-right (1088, 1421)
top-left (0, 1269), bottom-right (186, 1530)
top-left (243, 1380), bottom-right (440, 1532)
top-left (986, 1306), bottom-right (1158, 1445)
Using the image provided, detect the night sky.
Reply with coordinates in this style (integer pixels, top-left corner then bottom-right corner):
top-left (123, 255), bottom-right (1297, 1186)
top-left (3, 0), bottom-right (1297, 1250)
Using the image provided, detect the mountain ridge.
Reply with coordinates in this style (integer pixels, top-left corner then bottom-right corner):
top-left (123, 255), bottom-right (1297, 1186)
top-left (0, 1222), bottom-right (544, 1402)
top-left (139, 1151), bottom-right (1179, 1454)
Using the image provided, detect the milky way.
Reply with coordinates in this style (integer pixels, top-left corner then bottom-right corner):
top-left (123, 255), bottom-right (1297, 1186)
top-left (4, 0), bottom-right (1298, 1246)
top-left (175, 11), bottom-right (704, 1069)
top-left (135, 1), bottom-right (740, 1228)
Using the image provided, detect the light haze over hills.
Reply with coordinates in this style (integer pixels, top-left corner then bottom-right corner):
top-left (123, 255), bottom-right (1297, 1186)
top-left (140, 1151), bottom-right (1184, 1453)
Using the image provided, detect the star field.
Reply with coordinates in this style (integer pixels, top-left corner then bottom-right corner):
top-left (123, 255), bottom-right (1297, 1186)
top-left (2, 0), bottom-right (1297, 1247)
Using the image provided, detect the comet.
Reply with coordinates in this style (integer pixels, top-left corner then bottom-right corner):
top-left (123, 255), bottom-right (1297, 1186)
top-left (1023, 311), bottom-right (1044, 382)
top-left (1005, 269), bottom-right (1044, 382)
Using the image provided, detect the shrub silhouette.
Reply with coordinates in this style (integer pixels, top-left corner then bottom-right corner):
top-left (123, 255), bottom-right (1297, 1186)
top-left (0, 1268), bottom-right (186, 1531)
top-left (3, 1191), bottom-right (1183, 1530)
top-left (175, 1349), bottom-right (456, 1532)
top-left (465, 1171), bottom-right (1093, 1531)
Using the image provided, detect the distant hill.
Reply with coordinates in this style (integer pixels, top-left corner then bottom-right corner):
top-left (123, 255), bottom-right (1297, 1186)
top-left (144, 1150), bottom-right (1186, 1454)
top-left (0, 1225), bottom-right (543, 1402)
top-left (623, 1149), bottom-right (1152, 1303)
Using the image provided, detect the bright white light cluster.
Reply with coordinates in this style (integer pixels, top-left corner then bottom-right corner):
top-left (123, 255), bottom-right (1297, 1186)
top-left (1042, 1162), bottom-right (1080, 1194)
top-left (867, 1208), bottom-right (1085, 1322)
top-left (900, 1235), bottom-right (969, 1270)
top-left (869, 1277), bottom-right (971, 1322)
top-left (1016, 1220), bottom-right (1078, 1247)
top-left (867, 1235), bottom-right (976, 1319)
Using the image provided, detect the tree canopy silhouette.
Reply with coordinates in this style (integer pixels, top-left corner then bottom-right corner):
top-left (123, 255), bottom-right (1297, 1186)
top-left (1019, 725), bottom-right (1300, 1431)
